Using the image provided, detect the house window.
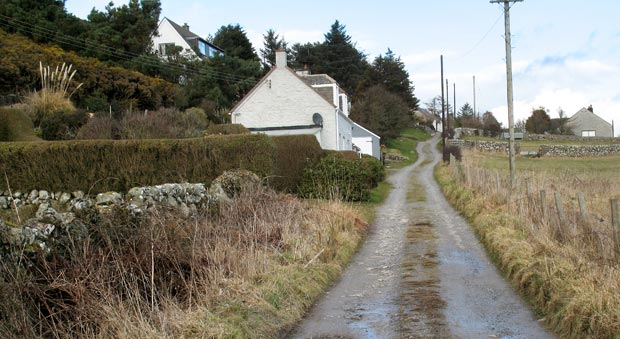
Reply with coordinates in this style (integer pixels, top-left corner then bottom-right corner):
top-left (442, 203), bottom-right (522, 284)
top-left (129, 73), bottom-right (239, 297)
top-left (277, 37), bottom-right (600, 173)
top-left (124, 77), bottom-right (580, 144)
top-left (581, 130), bottom-right (596, 137)
top-left (198, 40), bottom-right (220, 58)
top-left (158, 43), bottom-right (176, 56)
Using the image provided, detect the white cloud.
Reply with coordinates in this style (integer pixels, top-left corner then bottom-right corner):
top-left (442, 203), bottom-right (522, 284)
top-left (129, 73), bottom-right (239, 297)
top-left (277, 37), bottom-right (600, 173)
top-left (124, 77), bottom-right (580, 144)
top-left (402, 50), bottom-right (444, 66)
top-left (280, 29), bottom-right (324, 45)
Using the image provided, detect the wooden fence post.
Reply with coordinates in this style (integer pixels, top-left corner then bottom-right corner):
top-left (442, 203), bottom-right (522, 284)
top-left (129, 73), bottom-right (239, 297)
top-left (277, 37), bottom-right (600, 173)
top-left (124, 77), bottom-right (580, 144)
top-left (554, 192), bottom-right (566, 240)
top-left (577, 192), bottom-right (588, 223)
top-left (496, 172), bottom-right (501, 194)
top-left (612, 199), bottom-right (619, 256)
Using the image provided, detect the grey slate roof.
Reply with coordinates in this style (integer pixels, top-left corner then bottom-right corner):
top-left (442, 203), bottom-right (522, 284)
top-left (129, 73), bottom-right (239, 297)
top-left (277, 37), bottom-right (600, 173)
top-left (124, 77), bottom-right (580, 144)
top-left (163, 17), bottom-right (224, 55)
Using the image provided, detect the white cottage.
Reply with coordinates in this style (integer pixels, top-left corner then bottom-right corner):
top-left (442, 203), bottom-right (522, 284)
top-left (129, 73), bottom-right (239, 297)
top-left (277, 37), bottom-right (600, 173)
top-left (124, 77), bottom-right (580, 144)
top-left (152, 17), bottom-right (223, 59)
top-left (230, 50), bottom-right (381, 159)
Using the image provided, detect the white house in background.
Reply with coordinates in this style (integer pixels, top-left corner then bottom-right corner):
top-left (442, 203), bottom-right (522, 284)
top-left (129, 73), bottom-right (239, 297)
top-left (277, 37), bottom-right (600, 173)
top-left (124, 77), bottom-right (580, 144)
top-left (566, 106), bottom-right (613, 137)
top-left (152, 17), bottom-right (224, 59)
top-left (230, 50), bottom-right (381, 159)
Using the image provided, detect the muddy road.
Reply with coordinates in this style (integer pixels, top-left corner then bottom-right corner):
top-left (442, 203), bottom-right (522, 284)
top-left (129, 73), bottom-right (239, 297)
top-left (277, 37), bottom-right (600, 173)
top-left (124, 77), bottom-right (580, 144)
top-left (288, 135), bottom-right (555, 339)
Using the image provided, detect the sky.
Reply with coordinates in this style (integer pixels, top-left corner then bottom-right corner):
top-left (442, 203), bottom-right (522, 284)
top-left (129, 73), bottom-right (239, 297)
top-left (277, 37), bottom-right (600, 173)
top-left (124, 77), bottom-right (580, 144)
top-left (65, 1), bottom-right (620, 135)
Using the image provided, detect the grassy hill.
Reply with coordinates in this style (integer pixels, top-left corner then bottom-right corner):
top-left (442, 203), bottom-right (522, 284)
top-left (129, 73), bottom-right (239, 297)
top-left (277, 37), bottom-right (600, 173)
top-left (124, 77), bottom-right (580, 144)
top-left (0, 107), bottom-right (40, 142)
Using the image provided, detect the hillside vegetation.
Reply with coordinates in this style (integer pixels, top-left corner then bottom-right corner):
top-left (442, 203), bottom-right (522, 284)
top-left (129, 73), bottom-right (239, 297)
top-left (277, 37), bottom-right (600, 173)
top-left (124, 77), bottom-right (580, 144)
top-left (0, 28), bottom-right (174, 111)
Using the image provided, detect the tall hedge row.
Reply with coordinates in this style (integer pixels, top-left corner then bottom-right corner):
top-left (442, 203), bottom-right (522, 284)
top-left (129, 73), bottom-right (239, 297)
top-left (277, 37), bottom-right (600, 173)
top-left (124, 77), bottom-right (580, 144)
top-left (0, 135), bottom-right (276, 194)
top-left (270, 135), bottom-right (325, 192)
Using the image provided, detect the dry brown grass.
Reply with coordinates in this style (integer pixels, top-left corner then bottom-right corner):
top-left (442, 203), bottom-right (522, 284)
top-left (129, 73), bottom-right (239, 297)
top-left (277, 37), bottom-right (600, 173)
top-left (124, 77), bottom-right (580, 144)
top-left (437, 151), bottom-right (620, 339)
top-left (0, 186), bottom-right (367, 338)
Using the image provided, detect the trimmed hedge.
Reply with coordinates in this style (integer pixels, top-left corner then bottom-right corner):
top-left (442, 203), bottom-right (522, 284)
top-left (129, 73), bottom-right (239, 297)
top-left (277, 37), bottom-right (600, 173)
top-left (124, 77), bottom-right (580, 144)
top-left (0, 108), bottom-right (39, 142)
top-left (0, 134), bottom-right (274, 194)
top-left (298, 152), bottom-right (385, 201)
top-left (270, 135), bottom-right (324, 192)
top-left (0, 133), bottom-right (384, 200)
top-left (205, 124), bottom-right (250, 135)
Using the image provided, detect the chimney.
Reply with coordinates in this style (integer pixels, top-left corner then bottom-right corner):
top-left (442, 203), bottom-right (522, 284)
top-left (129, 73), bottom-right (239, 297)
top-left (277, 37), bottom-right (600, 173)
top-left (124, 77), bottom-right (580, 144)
top-left (183, 23), bottom-right (189, 31)
top-left (587, 104), bottom-right (593, 113)
top-left (275, 49), bottom-right (287, 68)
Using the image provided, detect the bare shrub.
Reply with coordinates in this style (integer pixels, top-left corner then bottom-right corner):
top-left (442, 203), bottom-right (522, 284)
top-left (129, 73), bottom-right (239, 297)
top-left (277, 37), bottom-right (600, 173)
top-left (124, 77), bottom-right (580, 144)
top-left (76, 116), bottom-right (120, 140)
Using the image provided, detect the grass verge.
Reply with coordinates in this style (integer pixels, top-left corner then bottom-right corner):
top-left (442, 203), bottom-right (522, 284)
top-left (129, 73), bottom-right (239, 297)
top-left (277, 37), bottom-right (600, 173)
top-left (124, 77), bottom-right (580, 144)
top-left (385, 128), bottom-right (431, 169)
top-left (355, 181), bottom-right (392, 223)
top-left (435, 161), bottom-right (620, 339)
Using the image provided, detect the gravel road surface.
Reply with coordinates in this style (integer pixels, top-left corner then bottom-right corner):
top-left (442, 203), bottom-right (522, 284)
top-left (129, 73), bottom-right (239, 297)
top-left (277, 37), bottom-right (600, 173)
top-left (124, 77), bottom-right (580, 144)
top-left (288, 135), bottom-right (555, 339)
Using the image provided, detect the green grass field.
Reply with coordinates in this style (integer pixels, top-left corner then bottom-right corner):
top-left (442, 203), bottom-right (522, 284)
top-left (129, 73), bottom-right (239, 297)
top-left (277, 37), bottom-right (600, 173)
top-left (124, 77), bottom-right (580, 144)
top-left (468, 149), bottom-right (620, 177)
top-left (385, 128), bottom-right (431, 168)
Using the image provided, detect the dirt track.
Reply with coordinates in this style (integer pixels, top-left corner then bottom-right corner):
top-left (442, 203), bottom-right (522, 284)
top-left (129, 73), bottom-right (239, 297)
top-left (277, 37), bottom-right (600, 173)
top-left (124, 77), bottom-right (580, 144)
top-left (287, 135), bottom-right (556, 339)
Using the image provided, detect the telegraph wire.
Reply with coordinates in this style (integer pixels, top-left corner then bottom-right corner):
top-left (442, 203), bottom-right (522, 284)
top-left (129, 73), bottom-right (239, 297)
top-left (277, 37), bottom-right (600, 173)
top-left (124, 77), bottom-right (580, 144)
top-left (0, 13), bottom-right (259, 84)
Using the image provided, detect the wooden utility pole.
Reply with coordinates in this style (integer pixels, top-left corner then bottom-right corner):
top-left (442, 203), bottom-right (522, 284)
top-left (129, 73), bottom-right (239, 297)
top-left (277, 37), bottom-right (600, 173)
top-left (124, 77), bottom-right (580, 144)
top-left (453, 82), bottom-right (456, 123)
top-left (446, 79), bottom-right (451, 134)
top-left (441, 55), bottom-right (447, 162)
top-left (491, 0), bottom-right (522, 190)
top-left (473, 75), bottom-right (477, 118)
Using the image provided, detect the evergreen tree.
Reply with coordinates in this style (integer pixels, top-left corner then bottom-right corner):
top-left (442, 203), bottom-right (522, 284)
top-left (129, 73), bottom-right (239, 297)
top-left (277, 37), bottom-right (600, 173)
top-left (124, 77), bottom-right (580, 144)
top-left (359, 48), bottom-right (418, 110)
top-left (260, 29), bottom-right (288, 70)
top-left (292, 20), bottom-right (369, 95)
top-left (84, 0), bottom-right (161, 61)
top-left (350, 85), bottom-right (408, 142)
top-left (212, 24), bottom-right (258, 61)
top-left (0, 0), bottom-right (88, 50)
top-left (458, 103), bottom-right (474, 118)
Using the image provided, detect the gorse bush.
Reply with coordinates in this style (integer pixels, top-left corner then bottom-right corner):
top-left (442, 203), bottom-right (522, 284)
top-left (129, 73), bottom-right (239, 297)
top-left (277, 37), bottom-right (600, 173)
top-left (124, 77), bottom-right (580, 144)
top-left (0, 28), bottom-right (174, 111)
top-left (299, 152), bottom-right (384, 201)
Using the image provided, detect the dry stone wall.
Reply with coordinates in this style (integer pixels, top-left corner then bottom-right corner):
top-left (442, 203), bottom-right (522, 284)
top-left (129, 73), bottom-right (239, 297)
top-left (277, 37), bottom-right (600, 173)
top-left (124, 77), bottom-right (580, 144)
top-left (0, 170), bottom-right (261, 255)
top-left (539, 144), bottom-right (620, 157)
top-left (449, 139), bottom-right (517, 153)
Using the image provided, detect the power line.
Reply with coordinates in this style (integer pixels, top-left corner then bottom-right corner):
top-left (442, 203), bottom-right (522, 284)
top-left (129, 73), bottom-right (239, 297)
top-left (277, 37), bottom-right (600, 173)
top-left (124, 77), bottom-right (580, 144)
top-left (0, 13), bottom-right (260, 84)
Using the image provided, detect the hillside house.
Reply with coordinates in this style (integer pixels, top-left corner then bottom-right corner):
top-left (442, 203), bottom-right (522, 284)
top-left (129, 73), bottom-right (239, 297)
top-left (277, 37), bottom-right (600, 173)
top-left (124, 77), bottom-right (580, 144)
top-left (230, 50), bottom-right (381, 159)
top-left (152, 17), bottom-right (223, 59)
top-left (566, 106), bottom-right (612, 137)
